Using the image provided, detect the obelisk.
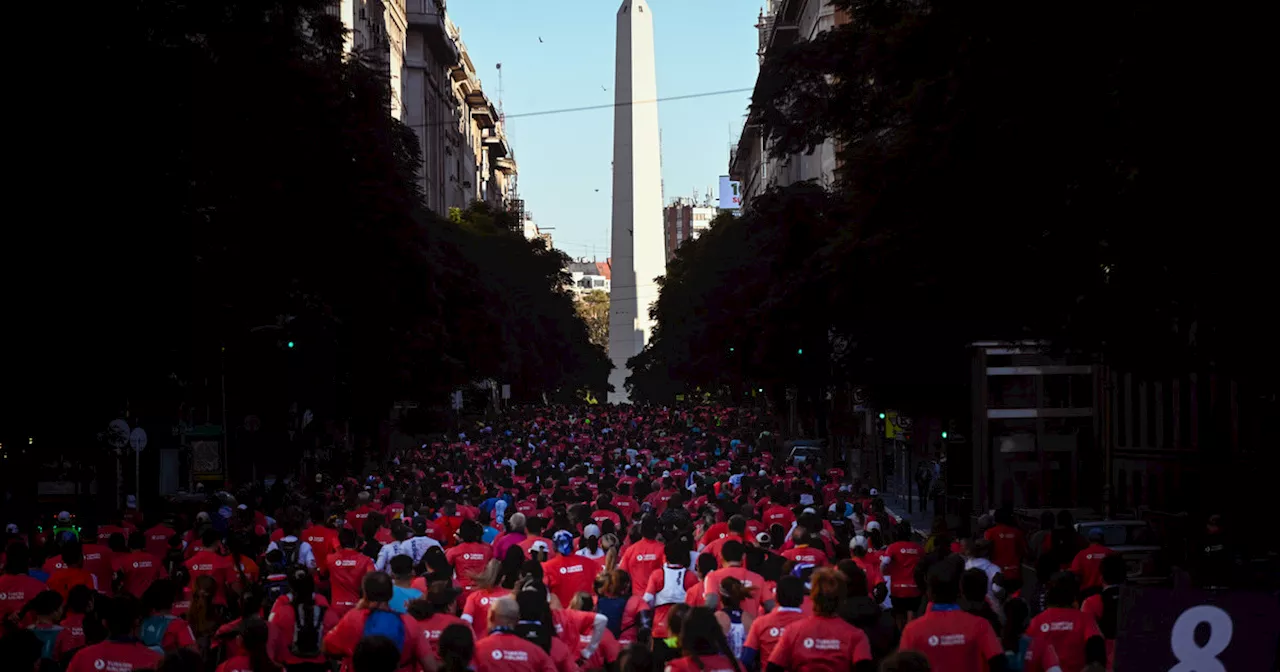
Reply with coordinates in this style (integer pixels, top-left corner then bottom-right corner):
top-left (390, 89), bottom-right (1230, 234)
top-left (608, 0), bottom-right (665, 404)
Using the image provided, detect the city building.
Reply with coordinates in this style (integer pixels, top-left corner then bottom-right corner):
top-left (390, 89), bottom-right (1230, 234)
top-left (663, 194), bottom-right (718, 263)
top-left (521, 215), bottom-right (553, 249)
top-left (401, 0), bottom-right (517, 216)
top-left (328, 0), bottom-right (406, 119)
top-left (729, 0), bottom-right (850, 209)
top-left (566, 259), bottom-right (612, 295)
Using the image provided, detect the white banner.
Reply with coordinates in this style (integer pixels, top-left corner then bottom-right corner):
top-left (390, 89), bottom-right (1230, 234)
top-left (718, 175), bottom-right (742, 210)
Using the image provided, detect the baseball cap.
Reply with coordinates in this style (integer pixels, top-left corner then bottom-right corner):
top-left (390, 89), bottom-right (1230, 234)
top-left (850, 535), bottom-right (868, 550)
top-left (195, 512), bottom-right (211, 523)
top-left (755, 532), bottom-right (771, 546)
top-left (583, 524), bottom-right (601, 539)
top-left (56, 511), bottom-right (71, 523)
top-left (529, 540), bottom-right (551, 556)
top-left (553, 530), bottom-right (575, 555)
top-left (5, 523), bottom-right (18, 534)
top-left (869, 488), bottom-right (879, 496)
top-left (865, 520), bottom-right (881, 532)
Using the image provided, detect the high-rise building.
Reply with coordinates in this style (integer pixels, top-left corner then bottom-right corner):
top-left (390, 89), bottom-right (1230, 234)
top-left (663, 197), bottom-right (718, 263)
top-left (608, 0), bottom-right (666, 404)
top-left (730, 0), bottom-right (850, 209)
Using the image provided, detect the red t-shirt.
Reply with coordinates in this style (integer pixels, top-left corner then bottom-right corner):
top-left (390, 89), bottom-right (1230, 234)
top-left (47, 568), bottom-right (97, 598)
top-left (1026, 606), bottom-right (1102, 672)
top-left (45, 546), bottom-right (114, 597)
top-left (268, 594), bottom-right (340, 664)
top-left (415, 612), bottom-right (468, 656)
top-left (462, 587), bottom-right (512, 638)
top-left (984, 524), bottom-right (1026, 580)
top-left (0, 573), bottom-right (46, 618)
top-left (186, 549), bottom-right (233, 603)
top-left (322, 608), bottom-right (427, 668)
top-left (55, 612), bottom-right (87, 659)
top-left (901, 606), bottom-right (1002, 672)
top-left (113, 551), bottom-right (167, 598)
top-left (703, 566), bottom-right (766, 615)
top-left (590, 510), bottom-right (621, 527)
top-left (216, 655), bottom-right (253, 672)
top-left (301, 525), bottom-right (340, 569)
top-left (144, 525), bottom-right (176, 558)
top-left (744, 607), bottom-right (805, 666)
top-left (447, 542), bottom-right (494, 589)
top-left (666, 654), bottom-right (738, 672)
top-left (326, 549), bottom-right (374, 614)
top-left (543, 554), bottom-right (602, 608)
top-left (345, 506), bottom-right (375, 534)
top-left (700, 534), bottom-right (745, 566)
top-left (781, 545), bottom-right (829, 568)
top-left (883, 541), bottom-right (925, 598)
top-left (472, 631), bottom-right (557, 672)
top-left (66, 640), bottom-right (162, 672)
top-left (159, 616), bottom-right (197, 652)
top-left (762, 505), bottom-right (796, 531)
top-left (618, 539), bottom-right (664, 596)
top-left (768, 615), bottom-right (872, 671)
top-left (698, 522), bottom-right (730, 547)
top-left (1068, 544), bottom-right (1114, 590)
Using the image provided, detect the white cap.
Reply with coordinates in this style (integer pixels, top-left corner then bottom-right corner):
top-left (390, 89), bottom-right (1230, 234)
top-left (195, 512), bottom-right (211, 523)
top-left (851, 535), bottom-right (868, 549)
top-left (662, 470), bottom-right (671, 478)
top-left (869, 488), bottom-right (879, 496)
top-left (57, 511), bottom-right (71, 522)
top-left (237, 504), bottom-right (248, 510)
top-left (802, 507), bottom-right (817, 515)
top-left (5, 523), bottom-right (18, 534)
top-left (529, 540), bottom-right (550, 555)
top-left (755, 532), bottom-right (772, 546)
top-left (865, 520), bottom-right (881, 532)
top-left (583, 524), bottom-right (601, 538)
top-left (126, 495), bottom-right (137, 509)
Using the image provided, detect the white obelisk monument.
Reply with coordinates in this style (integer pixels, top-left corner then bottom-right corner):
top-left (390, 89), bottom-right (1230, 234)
top-left (608, 0), bottom-right (665, 404)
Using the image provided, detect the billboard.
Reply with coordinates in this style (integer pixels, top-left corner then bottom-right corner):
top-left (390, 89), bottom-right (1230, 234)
top-left (718, 175), bottom-right (742, 210)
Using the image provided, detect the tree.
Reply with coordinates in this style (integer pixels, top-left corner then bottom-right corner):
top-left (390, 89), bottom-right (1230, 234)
top-left (6, 0), bottom-right (609, 477)
top-left (575, 290), bottom-right (610, 350)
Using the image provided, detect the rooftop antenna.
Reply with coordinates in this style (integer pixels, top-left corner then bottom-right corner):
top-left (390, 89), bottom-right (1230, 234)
top-left (495, 63), bottom-right (504, 122)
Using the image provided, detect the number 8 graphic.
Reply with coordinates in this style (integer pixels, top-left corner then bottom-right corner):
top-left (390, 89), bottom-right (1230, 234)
top-left (1169, 605), bottom-right (1232, 672)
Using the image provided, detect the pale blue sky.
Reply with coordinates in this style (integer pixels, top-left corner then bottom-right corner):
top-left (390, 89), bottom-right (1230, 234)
top-left (447, 0), bottom-right (760, 261)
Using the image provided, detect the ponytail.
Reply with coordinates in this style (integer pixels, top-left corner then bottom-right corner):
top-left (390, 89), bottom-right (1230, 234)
top-left (586, 535), bottom-right (600, 553)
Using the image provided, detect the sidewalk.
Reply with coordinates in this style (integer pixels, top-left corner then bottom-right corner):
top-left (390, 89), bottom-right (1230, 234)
top-left (879, 489), bottom-right (937, 538)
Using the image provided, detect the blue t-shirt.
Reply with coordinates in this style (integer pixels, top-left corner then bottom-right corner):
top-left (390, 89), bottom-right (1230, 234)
top-left (481, 526), bottom-right (500, 544)
top-left (388, 586), bottom-right (423, 614)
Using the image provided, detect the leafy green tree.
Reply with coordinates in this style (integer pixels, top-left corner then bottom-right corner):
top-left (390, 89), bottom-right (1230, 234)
top-left (576, 290), bottom-right (611, 350)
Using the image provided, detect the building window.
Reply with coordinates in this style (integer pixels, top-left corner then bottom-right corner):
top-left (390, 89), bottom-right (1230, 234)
top-left (594, 279), bottom-right (605, 288)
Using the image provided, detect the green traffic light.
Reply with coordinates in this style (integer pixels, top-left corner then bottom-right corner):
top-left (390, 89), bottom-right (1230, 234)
top-left (878, 412), bottom-right (886, 420)
top-left (287, 341), bottom-right (295, 349)
top-left (942, 431), bottom-right (948, 439)
top-left (729, 347), bottom-right (735, 352)
top-left (797, 348), bottom-right (804, 355)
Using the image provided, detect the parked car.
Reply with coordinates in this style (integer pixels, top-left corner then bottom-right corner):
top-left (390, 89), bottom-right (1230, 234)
top-left (1074, 519), bottom-right (1170, 585)
top-left (783, 439), bottom-right (827, 469)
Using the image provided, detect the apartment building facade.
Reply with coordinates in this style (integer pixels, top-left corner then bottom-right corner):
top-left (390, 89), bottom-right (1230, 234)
top-left (730, 0), bottom-right (849, 209)
top-left (663, 197), bottom-right (718, 263)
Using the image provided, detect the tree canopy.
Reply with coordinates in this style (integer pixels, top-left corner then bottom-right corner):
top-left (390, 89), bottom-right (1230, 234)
top-left (631, 0), bottom-right (1271, 416)
top-left (7, 0), bottom-right (607, 467)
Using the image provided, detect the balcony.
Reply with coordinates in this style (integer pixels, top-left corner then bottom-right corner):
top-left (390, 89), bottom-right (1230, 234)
top-left (466, 91), bottom-right (496, 128)
top-left (483, 128), bottom-right (510, 159)
top-left (407, 0), bottom-right (459, 63)
top-left (495, 156), bottom-right (517, 175)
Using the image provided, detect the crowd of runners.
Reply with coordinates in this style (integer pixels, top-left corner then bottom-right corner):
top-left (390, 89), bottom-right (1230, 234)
top-left (0, 404), bottom-right (1122, 671)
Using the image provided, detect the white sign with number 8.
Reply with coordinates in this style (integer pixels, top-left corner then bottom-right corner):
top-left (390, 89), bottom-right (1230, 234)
top-left (1169, 605), bottom-right (1232, 672)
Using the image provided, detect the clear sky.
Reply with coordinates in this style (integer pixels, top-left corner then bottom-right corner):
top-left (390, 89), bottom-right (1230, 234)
top-left (446, 0), bottom-right (760, 261)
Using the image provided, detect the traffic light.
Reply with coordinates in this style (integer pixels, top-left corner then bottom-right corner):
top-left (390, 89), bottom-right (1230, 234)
top-left (942, 431), bottom-right (948, 439)
top-left (878, 412), bottom-right (886, 420)
top-left (797, 348), bottom-right (804, 355)
top-left (286, 341), bottom-right (295, 349)
top-left (729, 347), bottom-right (735, 353)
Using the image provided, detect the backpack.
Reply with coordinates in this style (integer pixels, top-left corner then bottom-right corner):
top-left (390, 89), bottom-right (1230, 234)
top-left (1097, 585), bottom-right (1120, 639)
top-left (362, 610), bottom-right (406, 653)
top-left (140, 614), bottom-right (176, 652)
top-left (276, 539), bottom-right (302, 571)
top-left (28, 626), bottom-right (63, 660)
top-left (261, 572), bottom-right (291, 602)
top-left (290, 601), bottom-right (328, 658)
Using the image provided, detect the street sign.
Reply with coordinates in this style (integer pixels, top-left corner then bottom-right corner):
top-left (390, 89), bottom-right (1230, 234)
top-left (129, 427), bottom-right (148, 452)
top-left (1116, 587), bottom-right (1279, 671)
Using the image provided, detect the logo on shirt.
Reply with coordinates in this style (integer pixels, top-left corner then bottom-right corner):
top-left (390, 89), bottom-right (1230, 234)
top-left (898, 548), bottom-right (919, 555)
top-left (462, 553), bottom-right (485, 561)
top-left (193, 564), bottom-right (214, 571)
top-left (561, 564), bottom-right (584, 575)
top-left (768, 627), bottom-right (782, 637)
top-left (493, 650), bottom-right (528, 661)
top-left (637, 554), bottom-right (657, 562)
top-left (94, 661), bottom-right (106, 670)
top-left (1042, 621), bottom-right (1074, 632)
top-left (928, 634), bottom-right (966, 646)
top-left (336, 560), bottom-right (359, 567)
top-left (1086, 553), bottom-right (1105, 560)
top-left (480, 597), bottom-right (492, 605)
top-left (802, 638), bottom-right (841, 651)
